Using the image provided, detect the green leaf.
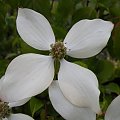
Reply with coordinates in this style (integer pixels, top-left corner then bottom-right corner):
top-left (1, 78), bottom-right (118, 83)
top-left (88, 0), bottom-right (97, 8)
top-left (72, 7), bottom-right (97, 23)
top-left (74, 61), bottom-right (88, 68)
top-left (0, 1), bottom-right (10, 38)
top-left (4, 0), bottom-right (19, 8)
top-left (105, 83), bottom-right (120, 94)
top-left (114, 66), bottom-right (120, 78)
top-left (56, 0), bottom-right (74, 19)
top-left (109, 1), bottom-right (120, 16)
top-left (0, 59), bottom-right (8, 76)
top-left (20, 40), bottom-right (39, 54)
top-left (96, 60), bottom-right (115, 83)
top-left (54, 0), bottom-right (74, 26)
top-left (30, 97), bottom-right (44, 117)
top-left (112, 24), bottom-right (120, 59)
top-left (52, 25), bottom-right (67, 40)
top-left (99, 0), bottom-right (120, 16)
top-left (83, 57), bottom-right (98, 72)
top-left (19, 0), bottom-right (51, 18)
top-left (98, 0), bottom-right (115, 8)
top-left (40, 109), bottom-right (46, 120)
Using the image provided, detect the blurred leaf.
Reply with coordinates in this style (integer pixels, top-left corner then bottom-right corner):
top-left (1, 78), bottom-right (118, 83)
top-left (105, 83), bottom-right (120, 94)
top-left (5, 53), bottom-right (18, 59)
top-left (83, 57), bottom-right (98, 72)
top-left (40, 109), bottom-right (46, 120)
top-left (48, 117), bottom-right (54, 120)
top-left (99, 0), bottom-right (120, 16)
top-left (19, 0), bottom-right (51, 18)
top-left (98, 0), bottom-right (109, 8)
top-left (56, 0), bottom-right (73, 19)
top-left (72, 7), bottom-right (97, 23)
top-left (30, 97), bottom-right (43, 117)
top-left (54, 0), bottom-right (74, 26)
top-left (97, 60), bottom-right (115, 83)
top-left (109, 1), bottom-right (120, 16)
top-left (5, 15), bottom-right (16, 29)
top-left (99, 0), bottom-right (117, 8)
top-left (100, 91), bottom-right (113, 111)
top-left (0, 1), bottom-right (10, 38)
top-left (114, 66), bottom-right (120, 78)
top-left (112, 23), bottom-right (120, 59)
top-left (20, 40), bottom-right (49, 55)
top-left (101, 97), bottom-right (108, 111)
top-left (20, 40), bottom-right (39, 53)
top-left (74, 61), bottom-right (88, 68)
top-left (88, 0), bottom-right (97, 8)
top-left (52, 25), bottom-right (67, 40)
top-left (4, 0), bottom-right (19, 8)
top-left (0, 59), bottom-right (8, 76)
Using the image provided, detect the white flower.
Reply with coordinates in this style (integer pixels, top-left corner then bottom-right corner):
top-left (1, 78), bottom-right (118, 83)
top-left (105, 95), bottom-right (120, 120)
top-left (0, 76), bottom-right (34, 120)
top-left (49, 80), bottom-right (96, 120)
top-left (2, 8), bottom-right (113, 114)
top-left (49, 81), bottom-right (120, 120)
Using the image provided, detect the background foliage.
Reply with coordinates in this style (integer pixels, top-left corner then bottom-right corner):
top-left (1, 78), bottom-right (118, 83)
top-left (0, 0), bottom-right (120, 120)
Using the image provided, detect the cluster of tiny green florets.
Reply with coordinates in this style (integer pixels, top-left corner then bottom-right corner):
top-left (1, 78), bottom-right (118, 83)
top-left (50, 41), bottom-right (67, 60)
top-left (0, 100), bottom-right (11, 119)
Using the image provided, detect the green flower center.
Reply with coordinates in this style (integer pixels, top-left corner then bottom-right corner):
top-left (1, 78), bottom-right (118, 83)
top-left (50, 41), bottom-right (67, 60)
top-left (0, 100), bottom-right (11, 119)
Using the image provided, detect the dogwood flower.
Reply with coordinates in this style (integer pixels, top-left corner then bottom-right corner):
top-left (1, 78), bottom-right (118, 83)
top-left (0, 76), bottom-right (34, 120)
top-left (105, 95), bottom-right (120, 120)
top-left (2, 8), bottom-right (113, 114)
top-left (49, 81), bottom-right (120, 120)
top-left (49, 80), bottom-right (96, 120)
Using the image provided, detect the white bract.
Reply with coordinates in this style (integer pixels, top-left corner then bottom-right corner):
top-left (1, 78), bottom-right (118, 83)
top-left (49, 89), bottom-right (120, 120)
top-left (49, 80), bottom-right (96, 120)
top-left (0, 77), bottom-right (34, 120)
top-left (105, 95), bottom-right (120, 120)
top-left (2, 8), bottom-right (113, 114)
